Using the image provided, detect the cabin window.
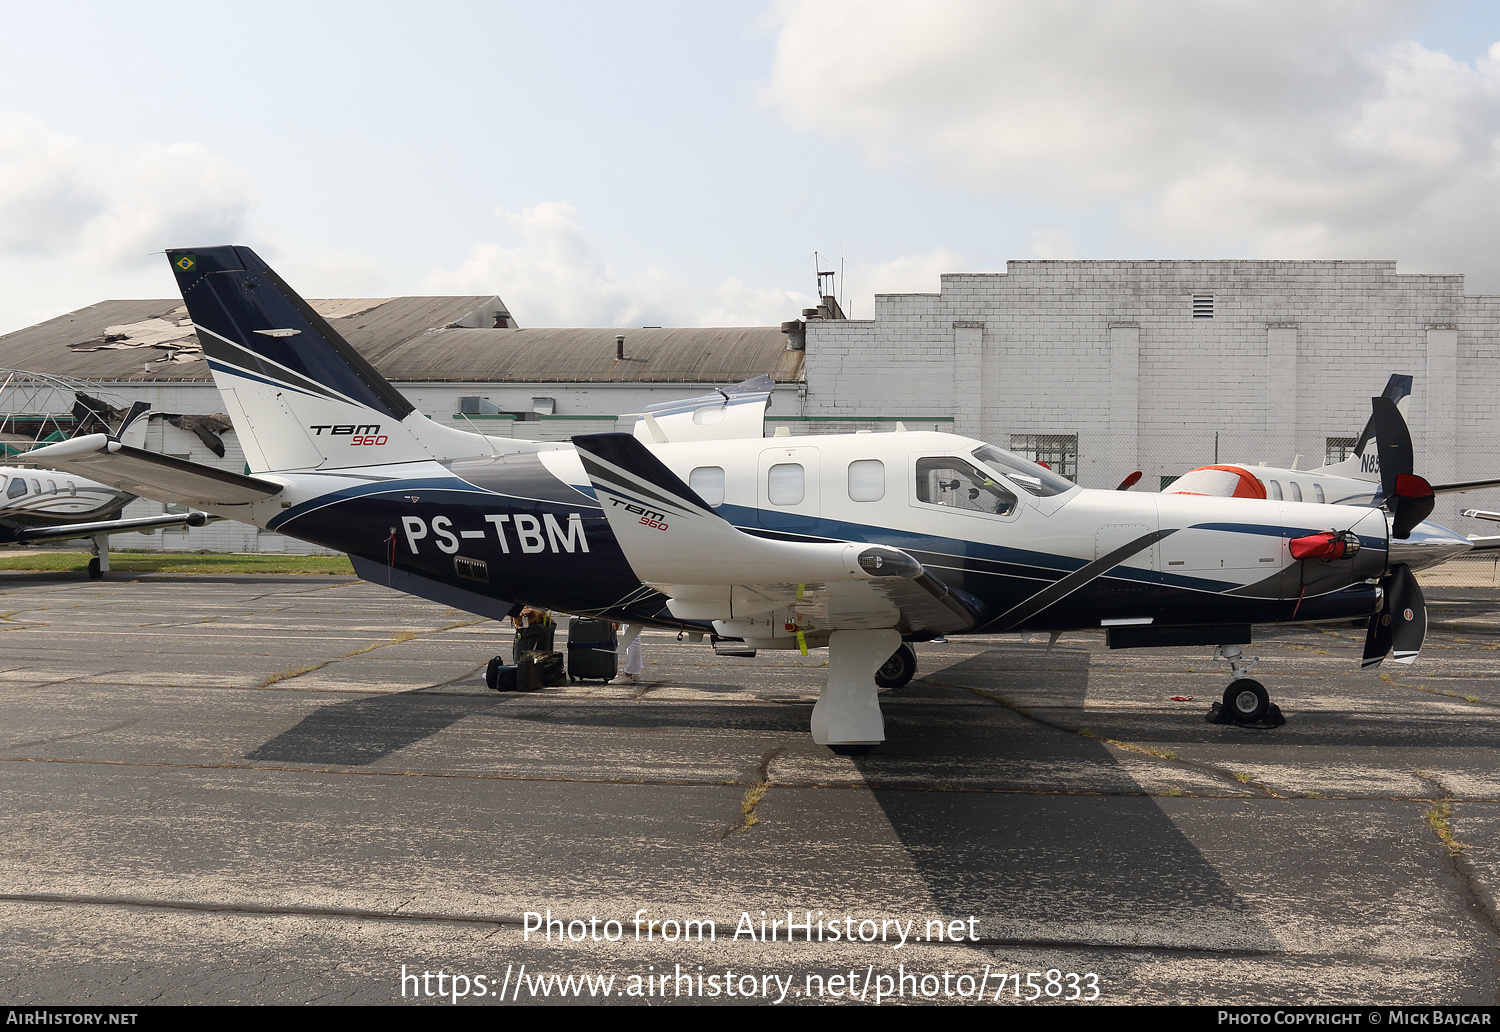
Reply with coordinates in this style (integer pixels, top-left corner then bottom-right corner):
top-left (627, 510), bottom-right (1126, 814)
top-left (767, 463), bottom-right (804, 505)
top-left (689, 466), bottom-right (725, 507)
top-left (30, 480), bottom-right (39, 495)
top-left (1314, 484), bottom-right (1325, 504)
top-left (46, 480), bottom-right (57, 495)
top-left (6, 478), bottom-right (23, 498)
top-left (1290, 482), bottom-right (1302, 502)
top-left (1268, 480), bottom-right (1283, 500)
top-left (915, 457), bottom-right (1017, 516)
top-left (848, 459), bottom-right (885, 502)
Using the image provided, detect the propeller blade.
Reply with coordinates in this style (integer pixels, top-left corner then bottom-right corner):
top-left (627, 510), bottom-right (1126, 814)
top-left (1387, 564), bottom-right (1427, 664)
top-left (1362, 604), bottom-right (1392, 668)
top-left (1371, 395), bottom-right (1414, 502)
top-left (1116, 471), bottom-right (1142, 491)
top-left (1390, 473), bottom-right (1436, 540)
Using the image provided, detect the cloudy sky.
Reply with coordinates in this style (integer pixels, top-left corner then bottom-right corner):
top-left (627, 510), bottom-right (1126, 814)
top-left (2, 0), bottom-right (1499, 334)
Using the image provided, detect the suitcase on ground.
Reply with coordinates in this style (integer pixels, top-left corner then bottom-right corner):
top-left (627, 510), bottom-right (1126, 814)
top-left (567, 617), bottom-right (617, 681)
top-left (514, 652), bottom-right (546, 691)
top-left (523, 650), bottom-right (567, 687)
top-left (486, 657), bottom-right (518, 692)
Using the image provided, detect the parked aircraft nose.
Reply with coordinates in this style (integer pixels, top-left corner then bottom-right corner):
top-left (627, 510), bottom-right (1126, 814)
top-left (1387, 517), bottom-right (1472, 573)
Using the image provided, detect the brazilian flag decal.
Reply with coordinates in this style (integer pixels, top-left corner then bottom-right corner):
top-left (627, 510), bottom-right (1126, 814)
top-left (175, 254), bottom-right (197, 273)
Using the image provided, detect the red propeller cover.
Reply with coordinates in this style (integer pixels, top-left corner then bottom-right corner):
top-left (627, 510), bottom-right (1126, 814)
top-left (1289, 531), bottom-right (1347, 561)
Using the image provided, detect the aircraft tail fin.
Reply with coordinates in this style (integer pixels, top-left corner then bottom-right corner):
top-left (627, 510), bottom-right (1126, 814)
top-left (166, 247), bottom-right (500, 472)
top-left (1315, 373), bottom-right (1413, 482)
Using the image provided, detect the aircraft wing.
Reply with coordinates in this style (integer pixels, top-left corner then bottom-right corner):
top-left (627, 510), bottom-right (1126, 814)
top-left (1435, 478), bottom-right (1500, 495)
top-left (21, 434), bottom-right (282, 507)
top-left (11, 509), bottom-right (210, 543)
top-left (572, 433), bottom-right (985, 638)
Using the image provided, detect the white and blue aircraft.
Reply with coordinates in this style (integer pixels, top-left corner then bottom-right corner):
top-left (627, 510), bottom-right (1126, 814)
top-left (23, 247), bottom-right (1474, 748)
top-left (1163, 374), bottom-right (1500, 506)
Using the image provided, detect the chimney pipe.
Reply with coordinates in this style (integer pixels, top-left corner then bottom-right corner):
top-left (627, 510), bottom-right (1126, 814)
top-left (616, 334), bottom-right (625, 360)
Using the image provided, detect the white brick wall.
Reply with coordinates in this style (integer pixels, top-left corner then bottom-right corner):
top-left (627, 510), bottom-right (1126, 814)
top-left (803, 259), bottom-right (1500, 519)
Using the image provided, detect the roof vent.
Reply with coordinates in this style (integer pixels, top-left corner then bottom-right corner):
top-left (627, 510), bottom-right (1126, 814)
top-left (1192, 294), bottom-right (1214, 319)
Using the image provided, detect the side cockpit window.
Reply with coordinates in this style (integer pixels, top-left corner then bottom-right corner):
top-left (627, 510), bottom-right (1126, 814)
top-left (915, 457), bottom-right (1017, 516)
top-left (7, 478), bottom-right (26, 499)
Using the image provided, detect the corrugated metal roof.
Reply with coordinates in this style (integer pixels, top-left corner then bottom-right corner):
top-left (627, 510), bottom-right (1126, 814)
top-left (374, 327), bottom-right (803, 383)
top-left (0, 298), bottom-right (804, 385)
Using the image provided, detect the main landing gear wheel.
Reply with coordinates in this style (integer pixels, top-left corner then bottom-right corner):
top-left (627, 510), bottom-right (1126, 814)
top-left (1222, 679), bottom-right (1270, 724)
top-left (874, 642), bottom-right (917, 689)
top-left (86, 557), bottom-right (102, 580)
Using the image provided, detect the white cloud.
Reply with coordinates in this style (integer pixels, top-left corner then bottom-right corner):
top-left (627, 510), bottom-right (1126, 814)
top-left (423, 201), bottom-right (814, 326)
top-left (768, 2), bottom-right (1500, 287)
top-left (0, 112), bottom-right (254, 271)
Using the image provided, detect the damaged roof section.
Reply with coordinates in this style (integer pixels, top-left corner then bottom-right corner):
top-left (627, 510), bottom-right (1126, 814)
top-left (2, 296), bottom-right (804, 385)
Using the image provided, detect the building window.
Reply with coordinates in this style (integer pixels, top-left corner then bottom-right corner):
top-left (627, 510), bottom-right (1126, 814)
top-left (1192, 294), bottom-right (1214, 318)
top-left (1009, 434), bottom-right (1078, 483)
top-left (1326, 437), bottom-right (1358, 464)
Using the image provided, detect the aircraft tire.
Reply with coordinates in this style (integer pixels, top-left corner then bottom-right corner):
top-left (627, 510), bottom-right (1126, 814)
top-left (1223, 679), bottom-right (1269, 724)
top-left (829, 744), bottom-right (878, 755)
top-left (87, 557), bottom-right (102, 580)
top-left (874, 642), bottom-right (918, 689)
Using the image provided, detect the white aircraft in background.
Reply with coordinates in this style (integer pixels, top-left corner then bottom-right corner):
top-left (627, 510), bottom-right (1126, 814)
top-left (1160, 374), bottom-right (1500, 507)
top-left (23, 247), bottom-right (1474, 748)
top-left (1, 406), bottom-right (207, 577)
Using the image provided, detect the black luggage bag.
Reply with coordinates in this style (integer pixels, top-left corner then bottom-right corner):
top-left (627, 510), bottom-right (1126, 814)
top-left (522, 650), bottom-right (567, 687)
top-left (513, 621), bottom-right (555, 662)
top-left (567, 618), bottom-right (617, 681)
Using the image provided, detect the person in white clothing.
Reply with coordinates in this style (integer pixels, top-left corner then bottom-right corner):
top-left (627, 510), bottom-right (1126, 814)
top-left (611, 624), bottom-right (644, 683)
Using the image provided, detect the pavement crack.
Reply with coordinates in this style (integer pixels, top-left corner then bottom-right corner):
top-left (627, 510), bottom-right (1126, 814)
top-left (720, 746), bottom-right (785, 839)
top-left (1413, 769), bottom-right (1500, 1000)
top-left (1381, 672), bottom-right (1494, 708)
top-left (257, 631), bottom-right (423, 686)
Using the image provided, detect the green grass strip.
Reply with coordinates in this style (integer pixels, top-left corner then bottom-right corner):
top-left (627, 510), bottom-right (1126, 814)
top-left (0, 551), bottom-right (355, 575)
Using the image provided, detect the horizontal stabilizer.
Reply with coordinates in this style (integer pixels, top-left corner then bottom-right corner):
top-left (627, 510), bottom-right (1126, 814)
top-left (630, 374), bottom-right (775, 443)
top-left (24, 434), bottom-right (281, 508)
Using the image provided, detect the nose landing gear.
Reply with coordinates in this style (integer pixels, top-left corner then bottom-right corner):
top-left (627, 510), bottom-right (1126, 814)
top-left (1208, 645), bottom-right (1285, 727)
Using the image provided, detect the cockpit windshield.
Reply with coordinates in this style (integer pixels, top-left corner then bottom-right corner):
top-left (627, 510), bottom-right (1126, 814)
top-left (971, 445), bottom-right (1076, 497)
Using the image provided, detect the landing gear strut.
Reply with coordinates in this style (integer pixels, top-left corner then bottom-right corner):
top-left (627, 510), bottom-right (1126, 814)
top-left (87, 535), bottom-right (109, 580)
top-left (812, 628), bottom-right (899, 752)
top-left (1208, 645), bottom-right (1284, 726)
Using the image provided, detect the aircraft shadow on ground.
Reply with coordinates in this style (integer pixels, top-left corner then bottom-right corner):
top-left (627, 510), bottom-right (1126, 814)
top-left (245, 690), bottom-right (506, 766)
top-left (850, 646), bottom-right (1271, 955)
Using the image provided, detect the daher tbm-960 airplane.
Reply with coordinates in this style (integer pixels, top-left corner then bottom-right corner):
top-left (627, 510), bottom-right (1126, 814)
top-left (23, 246), bottom-right (1476, 749)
